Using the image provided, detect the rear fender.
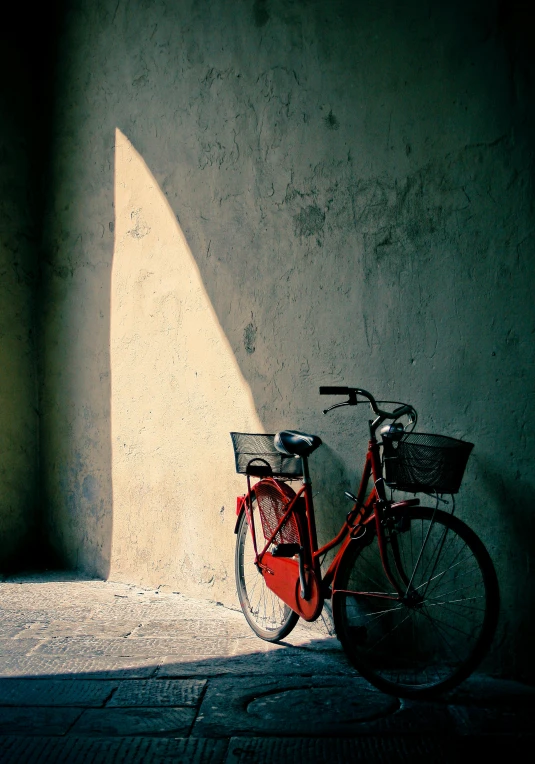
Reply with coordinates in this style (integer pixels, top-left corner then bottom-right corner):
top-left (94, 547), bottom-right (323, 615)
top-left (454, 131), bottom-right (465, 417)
top-left (234, 493), bottom-right (253, 534)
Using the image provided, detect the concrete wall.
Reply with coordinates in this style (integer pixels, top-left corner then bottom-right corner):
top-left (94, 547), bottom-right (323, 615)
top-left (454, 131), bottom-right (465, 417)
top-left (0, 34), bottom-right (39, 568)
top-left (42, 0), bottom-right (534, 677)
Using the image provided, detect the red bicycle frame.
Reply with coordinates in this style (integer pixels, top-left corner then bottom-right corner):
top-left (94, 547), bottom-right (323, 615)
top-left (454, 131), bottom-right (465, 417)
top-left (238, 433), bottom-right (419, 620)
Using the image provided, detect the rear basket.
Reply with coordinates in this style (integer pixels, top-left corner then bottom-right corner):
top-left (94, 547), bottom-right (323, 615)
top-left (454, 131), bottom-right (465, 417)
top-left (230, 432), bottom-right (303, 478)
top-left (383, 432), bottom-right (473, 494)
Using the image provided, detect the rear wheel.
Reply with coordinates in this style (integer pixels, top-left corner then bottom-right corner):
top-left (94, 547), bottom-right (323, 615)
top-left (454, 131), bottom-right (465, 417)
top-left (235, 501), bottom-right (299, 641)
top-left (333, 507), bottom-right (499, 698)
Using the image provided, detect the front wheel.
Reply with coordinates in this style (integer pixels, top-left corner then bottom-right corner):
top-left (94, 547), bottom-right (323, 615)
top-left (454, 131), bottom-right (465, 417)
top-left (235, 502), bottom-right (299, 642)
top-left (333, 507), bottom-right (499, 698)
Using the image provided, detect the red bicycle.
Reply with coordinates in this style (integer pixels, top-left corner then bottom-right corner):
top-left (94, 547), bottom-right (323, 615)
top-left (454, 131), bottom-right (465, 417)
top-left (231, 387), bottom-right (499, 698)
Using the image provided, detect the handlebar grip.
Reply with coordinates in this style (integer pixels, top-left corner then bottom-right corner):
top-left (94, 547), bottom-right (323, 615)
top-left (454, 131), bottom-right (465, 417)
top-left (319, 386), bottom-right (350, 395)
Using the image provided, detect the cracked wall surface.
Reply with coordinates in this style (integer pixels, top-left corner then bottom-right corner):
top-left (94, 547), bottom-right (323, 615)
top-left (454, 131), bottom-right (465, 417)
top-left (41, 0), bottom-right (534, 677)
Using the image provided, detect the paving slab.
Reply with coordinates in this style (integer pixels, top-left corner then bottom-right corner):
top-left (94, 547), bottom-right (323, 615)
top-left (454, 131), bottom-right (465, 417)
top-left (442, 674), bottom-right (535, 707)
top-left (0, 610), bottom-right (111, 624)
top-left (448, 703), bottom-right (535, 735)
top-left (20, 620), bottom-right (141, 638)
top-left (158, 645), bottom-right (355, 677)
top-left (451, 735), bottom-right (535, 757)
top-left (0, 679), bottom-right (117, 707)
top-left (33, 636), bottom-right (229, 657)
top-left (1, 572), bottom-right (534, 757)
top-left (0, 736), bottom-right (227, 763)
top-left (0, 639), bottom-right (42, 656)
top-left (0, 626), bottom-right (30, 639)
top-left (0, 707), bottom-right (82, 735)
top-left (0, 655), bottom-right (159, 679)
top-left (225, 736), bottom-right (454, 763)
top-left (108, 604), bottom-right (240, 621)
top-left (127, 620), bottom-right (251, 639)
top-left (193, 676), bottom-right (406, 738)
top-left (70, 707), bottom-right (197, 736)
top-left (107, 679), bottom-right (206, 707)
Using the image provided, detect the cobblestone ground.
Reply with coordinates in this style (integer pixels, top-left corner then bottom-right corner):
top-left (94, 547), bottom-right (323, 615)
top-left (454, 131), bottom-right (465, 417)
top-left (0, 573), bottom-right (533, 762)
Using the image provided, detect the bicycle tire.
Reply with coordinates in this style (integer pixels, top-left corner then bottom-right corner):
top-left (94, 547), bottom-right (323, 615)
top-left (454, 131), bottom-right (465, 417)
top-left (333, 506), bottom-right (499, 698)
top-left (235, 500), bottom-right (299, 642)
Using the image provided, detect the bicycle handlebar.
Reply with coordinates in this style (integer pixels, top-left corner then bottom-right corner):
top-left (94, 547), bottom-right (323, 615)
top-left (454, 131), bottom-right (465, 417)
top-left (319, 386), bottom-right (417, 427)
top-left (319, 385), bottom-right (380, 412)
top-left (319, 386), bottom-right (351, 395)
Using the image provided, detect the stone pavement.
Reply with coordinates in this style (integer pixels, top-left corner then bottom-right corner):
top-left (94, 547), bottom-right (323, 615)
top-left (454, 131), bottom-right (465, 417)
top-left (0, 573), bottom-right (533, 763)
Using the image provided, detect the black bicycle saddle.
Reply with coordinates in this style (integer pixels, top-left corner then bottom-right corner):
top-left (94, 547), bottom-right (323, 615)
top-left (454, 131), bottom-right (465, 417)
top-left (274, 430), bottom-right (322, 457)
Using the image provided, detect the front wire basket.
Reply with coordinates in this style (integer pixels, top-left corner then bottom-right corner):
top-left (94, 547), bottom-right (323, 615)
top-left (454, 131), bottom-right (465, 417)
top-left (383, 432), bottom-right (474, 494)
top-left (230, 432), bottom-right (303, 478)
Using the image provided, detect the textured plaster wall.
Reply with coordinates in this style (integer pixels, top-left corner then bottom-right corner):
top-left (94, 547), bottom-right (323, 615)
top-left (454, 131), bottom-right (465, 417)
top-left (110, 128), bottom-right (262, 588)
top-left (42, 0), bottom-right (534, 676)
top-left (0, 39), bottom-right (39, 567)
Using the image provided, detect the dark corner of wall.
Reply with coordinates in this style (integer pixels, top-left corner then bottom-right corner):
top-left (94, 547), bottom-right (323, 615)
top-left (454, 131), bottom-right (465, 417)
top-left (0, 2), bottom-right (66, 575)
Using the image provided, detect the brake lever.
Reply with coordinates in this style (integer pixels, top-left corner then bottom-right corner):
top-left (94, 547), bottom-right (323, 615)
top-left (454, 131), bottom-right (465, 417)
top-left (323, 400), bottom-right (352, 415)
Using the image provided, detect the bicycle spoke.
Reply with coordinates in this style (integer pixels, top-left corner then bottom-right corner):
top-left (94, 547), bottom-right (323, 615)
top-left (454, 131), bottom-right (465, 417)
top-left (424, 594), bottom-right (486, 609)
top-left (236, 501), bottom-right (298, 641)
top-left (355, 553), bottom-right (392, 592)
top-left (425, 600), bottom-right (486, 625)
top-left (345, 599), bottom-right (405, 624)
top-left (363, 609), bottom-right (415, 653)
top-left (419, 547), bottom-right (473, 597)
top-left (416, 521), bottom-right (460, 589)
top-left (428, 598), bottom-right (487, 612)
top-left (418, 607), bottom-right (461, 666)
top-left (416, 519), bottom-right (456, 598)
top-left (403, 508), bottom-right (438, 594)
top-left (423, 577), bottom-right (484, 602)
top-left (420, 606), bottom-right (475, 639)
top-left (363, 604), bottom-right (405, 619)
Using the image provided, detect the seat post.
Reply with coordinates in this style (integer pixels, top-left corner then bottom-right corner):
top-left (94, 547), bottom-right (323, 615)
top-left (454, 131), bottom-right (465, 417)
top-left (301, 455), bottom-right (311, 485)
top-left (300, 454), bottom-right (319, 557)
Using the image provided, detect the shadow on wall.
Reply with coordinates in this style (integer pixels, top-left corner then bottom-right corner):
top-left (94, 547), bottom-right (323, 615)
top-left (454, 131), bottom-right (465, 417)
top-left (475, 454), bottom-right (535, 681)
top-left (0, 28), bottom-right (40, 570)
top-left (40, 132), bottom-right (116, 578)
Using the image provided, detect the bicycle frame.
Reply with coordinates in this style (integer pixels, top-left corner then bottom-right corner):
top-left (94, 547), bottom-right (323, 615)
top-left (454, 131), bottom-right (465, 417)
top-left (233, 391), bottom-right (498, 698)
top-left (239, 433), bottom-right (420, 621)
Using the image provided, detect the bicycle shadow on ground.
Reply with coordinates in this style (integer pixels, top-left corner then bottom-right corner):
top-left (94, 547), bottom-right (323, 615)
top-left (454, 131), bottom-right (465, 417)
top-left (1, 642), bottom-right (535, 749)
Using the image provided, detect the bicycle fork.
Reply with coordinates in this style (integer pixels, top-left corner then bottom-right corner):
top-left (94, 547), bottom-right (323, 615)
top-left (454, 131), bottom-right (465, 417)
top-left (376, 495), bottom-right (442, 603)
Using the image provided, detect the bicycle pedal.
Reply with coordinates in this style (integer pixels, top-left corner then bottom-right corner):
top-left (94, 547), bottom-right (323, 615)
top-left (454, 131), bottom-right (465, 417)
top-left (271, 543), bottom-right (301, 558)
